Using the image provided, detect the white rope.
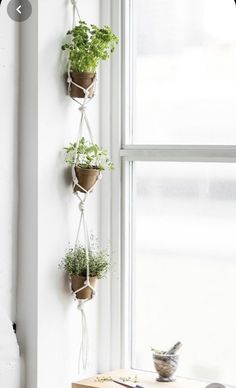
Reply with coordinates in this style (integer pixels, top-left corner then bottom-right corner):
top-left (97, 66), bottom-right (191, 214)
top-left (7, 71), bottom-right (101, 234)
top-left (72, 198), bottom-right (97, 297)
top-left (66, 0), bottom-right (100, 373)
top-left (67, 72), bottom-right (97, 105)
top-left (70, 77), bottom-right (97, 98)
top-left (74, 202), bottom-right (84, 249)
top-left (77, 301), bottom-right (89, 371)
top-left (71, 0), bottom-right (81, 28)
top-left (83, 206), bottom-right (90, 279)
top-left (72, 167), bottom-right (102, 194)
top-left (71, 195), bottom-right (96, 373)
top-left (76, 105), bottom-right (94, 144)
top-left (67, 74), bottom-right (97, 162)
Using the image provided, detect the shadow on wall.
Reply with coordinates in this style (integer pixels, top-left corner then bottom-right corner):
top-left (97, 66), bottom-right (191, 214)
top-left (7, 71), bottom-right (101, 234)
top-left (193, 365), bottom-right (220, 381)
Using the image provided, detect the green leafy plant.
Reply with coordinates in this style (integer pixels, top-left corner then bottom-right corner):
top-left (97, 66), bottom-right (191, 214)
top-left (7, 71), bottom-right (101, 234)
top-left (59, 236), bottom-right (111, 278)
top-left (62, 21), bottom-right (119, 73)
top-left (64, 137), bottom-right (114, 171)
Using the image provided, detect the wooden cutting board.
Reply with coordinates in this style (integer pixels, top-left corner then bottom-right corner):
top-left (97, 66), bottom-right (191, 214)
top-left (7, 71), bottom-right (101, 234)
top-left (72, 369), bottom-right (207, 388)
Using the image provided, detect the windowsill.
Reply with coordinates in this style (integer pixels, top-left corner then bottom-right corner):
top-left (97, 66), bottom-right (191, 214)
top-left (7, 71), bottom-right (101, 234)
top-left (72, 369), bottom-right (210, 388)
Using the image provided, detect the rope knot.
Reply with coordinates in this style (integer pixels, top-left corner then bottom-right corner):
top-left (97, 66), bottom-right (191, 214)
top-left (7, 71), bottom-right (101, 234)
top-left (77, 300), bottom-right (84, 311)
top-left (71, 0), bottom-right (77, 5)
top-left (67, 77), bottom-right (72, 84)
top-left (79, 201), bottom-right (86, 212)
top-left (79, 105), bottom-right (87, 113)
top-left (84, 90), bottom-right (90, 98)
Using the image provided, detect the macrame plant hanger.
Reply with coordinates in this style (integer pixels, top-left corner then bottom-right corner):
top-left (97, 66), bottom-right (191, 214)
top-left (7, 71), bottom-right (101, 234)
top-left (67, 0), bottom-right (101, 372)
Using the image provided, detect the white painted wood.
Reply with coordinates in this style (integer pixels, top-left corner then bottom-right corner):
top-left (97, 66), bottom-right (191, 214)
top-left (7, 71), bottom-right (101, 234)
top-left (99, 0), bottom-right (124, 372)
top-left (98, 0), bottom-right (112, 374)
top-left (0, 0), bottom-right (19, 322)
top-left (110, 0), bottom-right (123, 371)
top-left (121, 161), bottom-right (134, 369)
top-left (120, 145), bottom-right (236, 162)
top-left (16, 2), bottom-right (37, 388)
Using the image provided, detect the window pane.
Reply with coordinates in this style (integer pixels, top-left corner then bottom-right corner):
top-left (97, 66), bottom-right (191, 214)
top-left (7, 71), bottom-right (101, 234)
top-left (133, 0), bottom-right (236, 144)
top-left (132, 162), bottom-right (236, 385)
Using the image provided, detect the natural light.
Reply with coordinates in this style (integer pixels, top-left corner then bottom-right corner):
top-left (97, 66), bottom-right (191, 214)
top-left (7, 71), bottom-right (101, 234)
top-left (134, 0), bottom-right (236, 144)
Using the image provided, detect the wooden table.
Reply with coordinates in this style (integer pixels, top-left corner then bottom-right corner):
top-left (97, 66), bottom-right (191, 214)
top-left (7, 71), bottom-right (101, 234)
top-left (72, 369), bottom-right (207, 388)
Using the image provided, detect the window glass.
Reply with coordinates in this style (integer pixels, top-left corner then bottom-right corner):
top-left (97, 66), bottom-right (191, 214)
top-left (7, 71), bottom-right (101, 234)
top-left (133, 0), bottom-right (236, 144)
top-left (132, 162), bottom-right (236, 385)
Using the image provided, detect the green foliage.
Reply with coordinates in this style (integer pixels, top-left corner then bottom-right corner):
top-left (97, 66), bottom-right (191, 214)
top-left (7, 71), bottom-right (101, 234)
top-left (64, 137), bottom-right (114, 171)
top-left (94, 375), bottom-right (139, 384)
top-left (62, 21), bottom-right (119, 72)
top-left (59, 236), bottom-right (111, 278)
top-left (119, 376), bottom-right (139, 383)
top-left (151, 347), bottom-right (166, 355)
top-left (94, 376), bottom-right (113, 383)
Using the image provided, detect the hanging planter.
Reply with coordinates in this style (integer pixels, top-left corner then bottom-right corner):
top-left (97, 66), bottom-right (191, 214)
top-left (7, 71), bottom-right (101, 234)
top-left (62, 21), bottom-right (119, 98)
top-left (69, 72), bottom-right (96, 98)
top-left (74, 167), bottom-right (100, 193)
top-left (71, 275), bottom-right (97, 300)
top-left (64, 137), bottom-right (114, 193)
top-left (59, 1), bottom-right (119, 372)
top-left (59, 237), bottom-right (111, 300)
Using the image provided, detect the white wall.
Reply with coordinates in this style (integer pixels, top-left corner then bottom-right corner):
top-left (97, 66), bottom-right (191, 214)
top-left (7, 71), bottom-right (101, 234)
top-left (0, 2), bottom-right (20, 387)
top-left (0, 0), bottom-right (19, 322)
top-left (2, 0), bottom-right (102, 386)
top-left (38, 1), bottom-right (100, 387)
top-left (16, 1), bottom-right (38, 387)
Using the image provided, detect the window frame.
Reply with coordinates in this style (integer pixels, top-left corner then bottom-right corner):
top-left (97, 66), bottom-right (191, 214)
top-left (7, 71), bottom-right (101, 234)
top-left (99, 0), bottom-right (236, 374)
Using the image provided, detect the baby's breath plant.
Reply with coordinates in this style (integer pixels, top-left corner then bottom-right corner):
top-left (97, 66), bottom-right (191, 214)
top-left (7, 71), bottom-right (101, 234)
top-left (62, 21), bottom-right (119, 73)
top-left (59, 236), bottom-right (111, 278)
top-left (64, 137), bottom-right (114, 171)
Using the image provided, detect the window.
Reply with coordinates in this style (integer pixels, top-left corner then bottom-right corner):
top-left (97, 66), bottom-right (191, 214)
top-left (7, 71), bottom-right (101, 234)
top-left (132, 162), bottom-right (236, 382)
top-left (132, 0), bottom-right (236, 145)
top-left (115, 0), bottom-right (236, 385)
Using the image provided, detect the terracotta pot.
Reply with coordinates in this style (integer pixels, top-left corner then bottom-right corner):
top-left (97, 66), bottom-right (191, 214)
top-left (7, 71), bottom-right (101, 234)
top-left (68, 72), bottom-right (96, 98)
top-left (71, 276), bottom-right (97, 300)
top-left (74, 167), bottom-right (100, 193)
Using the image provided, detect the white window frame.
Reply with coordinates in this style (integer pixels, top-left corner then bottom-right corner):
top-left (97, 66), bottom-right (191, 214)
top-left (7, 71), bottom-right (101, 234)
top-left (99, 0), bottom-right (236, 374)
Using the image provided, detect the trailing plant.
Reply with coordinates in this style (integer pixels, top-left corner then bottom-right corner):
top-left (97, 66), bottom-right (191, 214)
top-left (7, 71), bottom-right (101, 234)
top-left (62, 20), bottom-right (119, 73)
top-left (64, 137), bottom-right (114, 171)
top-left (59, 236), bottom-right (111, 278)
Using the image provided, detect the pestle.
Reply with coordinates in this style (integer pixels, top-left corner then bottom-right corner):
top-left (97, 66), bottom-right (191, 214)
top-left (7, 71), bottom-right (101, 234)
top-left (166, 342), bottom-right (182, 355)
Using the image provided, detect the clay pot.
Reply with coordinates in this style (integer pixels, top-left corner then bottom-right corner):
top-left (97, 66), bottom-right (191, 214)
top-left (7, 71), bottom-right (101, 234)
top-left (153, 353), bottom-right (179, 382)
top-left (71, 276), bottom-right (97, 300)
top-left (68, 72), bottom-right (96, 98)
top-left (74, 167), bottom-right (100, 193)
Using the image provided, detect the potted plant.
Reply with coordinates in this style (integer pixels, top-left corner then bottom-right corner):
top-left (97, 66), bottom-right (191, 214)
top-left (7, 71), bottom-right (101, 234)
top-left (62, 21), bottom-right (119, 98)
top-left (65, 137), bottom-right (114, 193)
top-left (59, 237), bottom-right (111, 300)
